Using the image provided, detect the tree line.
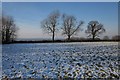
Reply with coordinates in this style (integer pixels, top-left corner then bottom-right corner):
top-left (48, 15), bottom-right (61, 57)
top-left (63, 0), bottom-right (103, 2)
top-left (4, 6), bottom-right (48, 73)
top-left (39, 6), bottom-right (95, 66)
top-left (0, 15), bottom-right (18, 44)
top-left (0, 11), bottom-right (119, 43)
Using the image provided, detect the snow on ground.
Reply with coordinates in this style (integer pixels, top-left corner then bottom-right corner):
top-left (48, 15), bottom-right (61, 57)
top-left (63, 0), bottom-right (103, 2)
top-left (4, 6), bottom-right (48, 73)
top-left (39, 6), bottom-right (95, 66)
top-left (2, 42), bottom-right (119, 79)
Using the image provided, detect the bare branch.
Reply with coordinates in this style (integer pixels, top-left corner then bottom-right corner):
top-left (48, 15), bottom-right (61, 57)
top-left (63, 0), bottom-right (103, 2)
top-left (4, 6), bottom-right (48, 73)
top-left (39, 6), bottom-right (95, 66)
top-left (2, 15), bottom-right (18, 43)
top-left (85, 21), bottom-right (106, 40)
top-left (41, 10), bottom-right (60, 42)
top-left (61, 14), bottom-right (83, 41)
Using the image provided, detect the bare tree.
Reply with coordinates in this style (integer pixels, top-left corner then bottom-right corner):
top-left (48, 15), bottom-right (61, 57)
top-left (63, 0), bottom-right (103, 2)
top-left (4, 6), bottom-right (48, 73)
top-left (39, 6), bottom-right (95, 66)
top-left (61, 14), bottom-right (83, 41)
top-left (103, 36), bottom-right (109, 40)
top-left (112, 35), bottom-right (120, 41)
top-left (85, 21), bottom-right (105, 40)
top-left (1, 15), bottom-right (18, 43)
top-left (41, 11), bottom-right (60, 42)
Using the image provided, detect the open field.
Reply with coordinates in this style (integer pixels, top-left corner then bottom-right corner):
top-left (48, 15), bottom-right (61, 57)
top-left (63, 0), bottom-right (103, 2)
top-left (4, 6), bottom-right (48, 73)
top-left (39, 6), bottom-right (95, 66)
top-left (2, 42), bottom-right (119, 79)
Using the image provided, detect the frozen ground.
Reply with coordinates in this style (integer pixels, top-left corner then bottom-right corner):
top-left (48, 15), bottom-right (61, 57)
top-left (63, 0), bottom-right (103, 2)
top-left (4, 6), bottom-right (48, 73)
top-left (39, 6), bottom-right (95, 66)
top-left (2, 42), bottom-right (119, 79)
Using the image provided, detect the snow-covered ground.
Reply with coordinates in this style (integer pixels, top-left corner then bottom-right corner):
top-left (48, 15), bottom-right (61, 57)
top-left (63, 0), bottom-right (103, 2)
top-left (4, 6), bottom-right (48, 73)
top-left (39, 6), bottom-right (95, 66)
top-left (2, 42), bottom-right (119, 79)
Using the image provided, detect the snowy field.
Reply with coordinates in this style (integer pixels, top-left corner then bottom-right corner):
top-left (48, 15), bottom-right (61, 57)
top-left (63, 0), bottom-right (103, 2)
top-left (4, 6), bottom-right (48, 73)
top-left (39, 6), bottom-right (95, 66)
top-left (2, 42), bottom-right (119, 79)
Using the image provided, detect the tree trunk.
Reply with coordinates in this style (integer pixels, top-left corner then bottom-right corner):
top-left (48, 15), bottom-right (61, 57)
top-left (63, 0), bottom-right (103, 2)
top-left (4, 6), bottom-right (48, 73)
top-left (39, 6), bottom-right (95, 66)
top-left (68, 35), bottom-right (71, 41)
top-left (92, 35), bottom-right (95, 41)
top-left (6, 29), bottom-right (10, 43)
top-left (52, 31), bottom-right (55, 42)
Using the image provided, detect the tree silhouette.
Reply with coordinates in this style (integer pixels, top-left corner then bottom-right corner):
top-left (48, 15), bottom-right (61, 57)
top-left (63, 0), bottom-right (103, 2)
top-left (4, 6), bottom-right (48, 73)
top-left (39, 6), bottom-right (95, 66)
top-left (103, 36), bottom-right (109, 40)
top-left (41, 11), bottom-right (60, 42)
top-left (112, 35), bottom-right (120, 41)
top-left (1, 15), bottom-right (18, 43)
top-left (61, 14), bottom-right (83, 41)
top-left (85, 21), bottom-right (105, 40)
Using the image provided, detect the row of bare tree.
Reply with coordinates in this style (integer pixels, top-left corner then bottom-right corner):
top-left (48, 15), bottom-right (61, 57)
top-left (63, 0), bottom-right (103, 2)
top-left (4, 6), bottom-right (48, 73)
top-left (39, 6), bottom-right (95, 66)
top-left (41, 11), bottom-right (106, 42)
top-left (0, 11), bottom-right (119, 43)
top-left (0, 15), bottom-right (18, 43)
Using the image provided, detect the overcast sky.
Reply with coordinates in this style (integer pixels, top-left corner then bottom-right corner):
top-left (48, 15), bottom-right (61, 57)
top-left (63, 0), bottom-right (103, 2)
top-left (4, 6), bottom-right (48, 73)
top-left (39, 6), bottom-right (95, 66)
top-left (2, 2), bottom-right (118, 40)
